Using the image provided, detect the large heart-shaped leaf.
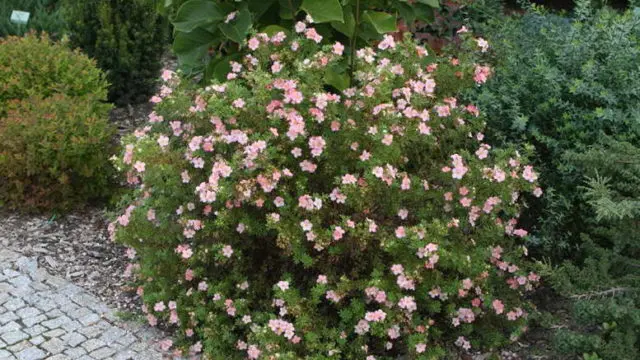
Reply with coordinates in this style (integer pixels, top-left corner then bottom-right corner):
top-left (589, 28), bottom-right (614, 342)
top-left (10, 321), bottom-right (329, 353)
top-left (173, 0), bottom-right (225, 32)
top-left (219, 8), bottom-right (252, 43)
top-left (173, 27), bottom-right (217, 67)
top-left (278, 0), bottom-right (301, 20)
top-left (301, 0), bottom-right (344, 23)
top-left (331, 10), bottom-right (355, 38)
top-left (362, 11), bottom-right (397, 34)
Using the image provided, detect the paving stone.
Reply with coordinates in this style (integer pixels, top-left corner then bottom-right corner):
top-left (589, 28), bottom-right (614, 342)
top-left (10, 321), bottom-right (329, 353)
top-left (78, 313), bottom-right (101, 327)
top-left (81, 338), bottom-right (106, 352)
top-left (63, 347), bottom-right (87, 358)
top-left (47, 355), bottom-right (70, 360)
top-left (22, 315), bottom-right (47, 328)
top-left (61, 332), bottom-right (86, 347)
top-left (1, 248), bottom-right (165, 359)
top-left (40, 337), bottom-right (65, 354)
top-left (28, 335), bottom-right (45, 346)
top-left (42, 328), bottom-right (65, 339)
top-left (41, 315), bottom-right (71, 330)
top-left (3, 298), bottom-right (25, 312)
top-left (90, 346), bottom-right (117, 359)
top-left (16, 307), bottom-right (41, 320)
top-left (15, 346), bottom-right (46, 360)
top-left (23, 325), bottom-right (46, 337)
top-left (1, 330), bottom-right (28, 345)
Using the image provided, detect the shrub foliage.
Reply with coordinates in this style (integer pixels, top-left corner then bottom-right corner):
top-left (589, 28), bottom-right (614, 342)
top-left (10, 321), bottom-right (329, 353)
top-left (113, 24), bottom-right (541, 359)
top-left (0, 34), bottom-right (114, 212)
top-left (469, 5), bottom-right (640, 359)
top-left (65, 0), bottom-right (168, 105)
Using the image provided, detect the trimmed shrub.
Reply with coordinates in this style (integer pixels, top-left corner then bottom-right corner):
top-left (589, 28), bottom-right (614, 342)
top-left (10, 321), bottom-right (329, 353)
top-left (0, 95), bottom-right (114, 211)
top-left (64, 0), bottom-right (168, 105)
top-left (0, 0), bottom-right (66, 38)
top-left (112, 24), bottom-right (541, 358)
top-left (0, 33), bottom-right (108, 115)
top-left (0, 33), bottom-right (114, 212)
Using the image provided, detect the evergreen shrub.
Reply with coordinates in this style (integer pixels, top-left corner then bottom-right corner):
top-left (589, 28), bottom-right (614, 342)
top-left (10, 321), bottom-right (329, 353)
top-left (112, 23), bottom-right (542, 358)
top-left (65, 0), bottom-right (168, 105)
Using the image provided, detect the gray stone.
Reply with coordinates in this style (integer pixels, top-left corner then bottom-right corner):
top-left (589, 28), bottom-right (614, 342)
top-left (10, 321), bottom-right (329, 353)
top-left (41, 316), bottom-right (71, 330)
top-left (90, 346), bottom-right (117, 359)
top-left (28, 335), bottom-right (45, 346)
top-left (3, 298), bottom-right (25, 312)
top-left (15, 257), bottom-right (38, 276)
top-left (63, 347), bottom-right (87, 358)
top-left (0, 321), bottom-right (21, 334)
top-left (42, 328), bottom-right (65, 339)
top-left (0, 349), bottom-right (12, 358)
top-left (61, 332), bottom-right (86, 347)
top-left (81, 338), bottom-right (106, 352)
top-left (8, 276), bottom-right (31, 289)
top-left (1, 330), bottom-right (28, 345)
top-left (40, 337), bottom-right (65, 354)
top-left (22, 315), bottom-right (47, 328)
top-left (23, 325), bottom-right (46, 337)
top-left (78, 313), bottom-right (100, 327)
top-left (16, 307), bottom-right (40, 320)
top-left (16, 346), bottom-right (46, 360)
top-left (47, 355), bottom-right (71, 360)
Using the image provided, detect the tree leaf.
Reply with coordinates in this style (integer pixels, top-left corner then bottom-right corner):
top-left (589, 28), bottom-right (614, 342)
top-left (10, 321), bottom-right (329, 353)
top-left (301, 0), bottom-right (344, 23)
top-left (261, 25), bottom-right (291, 37)
top-left (331, 10), bottom-right (355, 37)
top-left (417, 0), bottom-right (440, 8)
top-left (173, 0), bottom-right (225, 32)
top-left (362, 11), bottom-right (397, 34)
top-left (218, 8), bottom-right (252, 44)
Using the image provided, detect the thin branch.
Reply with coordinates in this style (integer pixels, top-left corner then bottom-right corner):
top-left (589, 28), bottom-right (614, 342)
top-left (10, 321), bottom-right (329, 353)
top-left (570, 287), bottom-right (633, 300)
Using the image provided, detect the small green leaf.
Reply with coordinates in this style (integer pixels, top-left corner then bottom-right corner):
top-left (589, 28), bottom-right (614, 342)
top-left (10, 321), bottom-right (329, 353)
top-left (417, 0), bottom-right (440, 8)
top-left (173, 0), bottom-right (225, 32)
top-left (301, 0), bottom-right (344, 23)
top-left (219, 8), bottom-right (252, 43)
top-left (261, 25), bottom-right (290, 37)
top-left (362, 11), bottom-right (397, 34)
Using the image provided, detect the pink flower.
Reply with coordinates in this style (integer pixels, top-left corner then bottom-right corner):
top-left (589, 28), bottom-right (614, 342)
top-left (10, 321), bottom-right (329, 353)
top-left (523, 165), bottom-right (538, 182)
top-left (354, 319), bottom-right (370, 335)
top-left (300, 160), bottom-right (317, 173)
top-left (364, 309), bottom-right (387, 322)
top-left (133, 161), bottom-right (146, 173)
top-left (333, 226), bottom-right (345, 240)
top-left (304, 28), bottom-right (323, 43)
top-left (416, 343), bottom-right (427, 353)
top-left (398, 296), bottom-right (417, 313)
top-left (248, 37), bottom-right (260, 50)
top-left (308, 136), bottom-right (326, 157)
top-left (378, 35), bottom-right (396, 50)
top-left (154, 302), bottom-right (165, 312)
top-left (317, 275), bottom-right (328, 284)
top-left (247, 345), bottom-right (261, 359)
top-left (332, 42), bottom-right (344, 55)
top-left (277, 281), bottom-right (290, 291)
top-left (395, 226), bottom-right (406, 238)
top-left (222, 245), bottom-right (234, 258)
top-left (492, 299), bottom-right (505, 314)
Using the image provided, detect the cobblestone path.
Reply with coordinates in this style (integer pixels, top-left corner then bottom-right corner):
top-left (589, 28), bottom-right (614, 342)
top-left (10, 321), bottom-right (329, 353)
top-left (0, 249), bottom-right (164, 360)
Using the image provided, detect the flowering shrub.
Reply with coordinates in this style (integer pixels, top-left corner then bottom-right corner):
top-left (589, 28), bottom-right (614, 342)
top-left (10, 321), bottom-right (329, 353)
top-left (113, 23), bottom-right (541, 359)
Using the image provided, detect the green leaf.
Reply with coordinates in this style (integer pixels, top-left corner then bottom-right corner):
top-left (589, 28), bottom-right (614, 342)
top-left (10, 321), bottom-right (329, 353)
top-left (173, 27), bottom-right (217, 67)
top-left (324, 70), bottom-right (350, 91)
top-left (362, 11), bottom-right (397, 34)
top-left (218, 8), bottom-right (252, 43)
top-left (261, 25), bottom-right (290, 37)
top-left (301, 0), bottom-right (344, 23)
top-left (417, 0), bottom-right (440, 8)
top-left (205, 54), bottom-right (242, 82)
top-left (278, 0), bottom-right (301, 19)
top-left (331, 10), bottom-right (355, 37)
top-left (172, 0), bottom-right (225, 32)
